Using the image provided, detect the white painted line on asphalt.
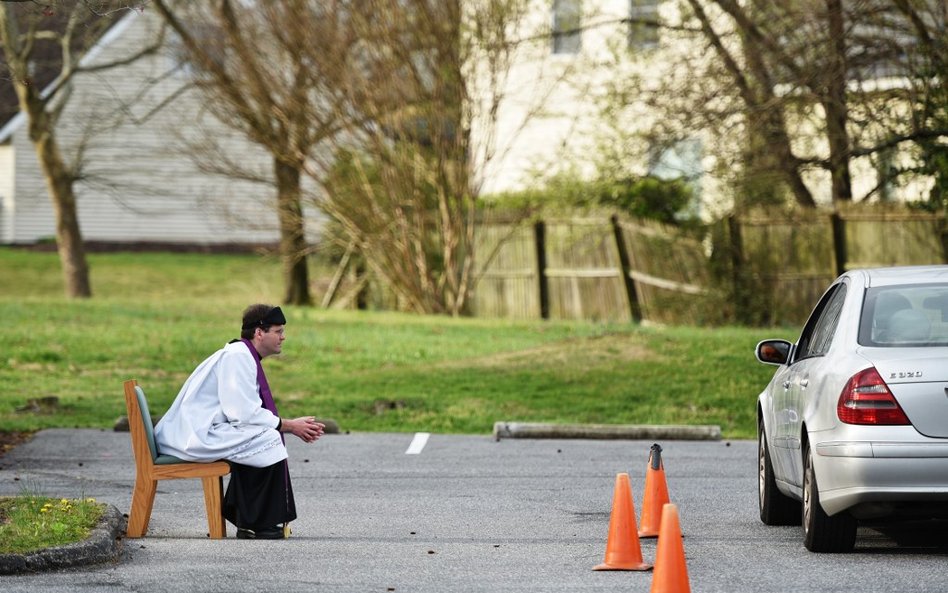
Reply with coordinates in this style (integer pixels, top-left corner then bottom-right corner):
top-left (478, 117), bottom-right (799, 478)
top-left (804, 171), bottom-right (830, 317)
top-left (405, 432), bottom-right (431, 455)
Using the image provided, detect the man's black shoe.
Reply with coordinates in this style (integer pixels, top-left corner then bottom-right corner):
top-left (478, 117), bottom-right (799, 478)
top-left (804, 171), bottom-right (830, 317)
top-left (236, 526), bottom-right (285, 540)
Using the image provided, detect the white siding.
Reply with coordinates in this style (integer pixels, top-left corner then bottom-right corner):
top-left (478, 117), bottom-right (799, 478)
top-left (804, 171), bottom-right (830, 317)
top-left (468, 0), bottom-right (932, 216)
top-left (471, 0), bottom-right (687, 197)
top-left (472, 0), bottom-right (635, 195)
top-left (0, 144), bottom-right (13, 242)
top-left (11, 128), bottom-right (54, 243)
top-left (4, 10), bottom-right (320, 245)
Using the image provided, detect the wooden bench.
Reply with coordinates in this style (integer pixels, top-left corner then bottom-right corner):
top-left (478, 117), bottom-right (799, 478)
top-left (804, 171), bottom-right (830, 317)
top-left (123, 379), bottom-right (231, 539)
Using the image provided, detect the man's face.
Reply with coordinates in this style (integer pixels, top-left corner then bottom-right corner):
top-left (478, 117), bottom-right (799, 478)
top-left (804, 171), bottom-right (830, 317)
top-left (255, 325), bottom-right (286, 358)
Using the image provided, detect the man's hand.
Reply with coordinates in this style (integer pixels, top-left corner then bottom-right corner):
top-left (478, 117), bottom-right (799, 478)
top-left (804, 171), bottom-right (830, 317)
top-left (282, 416), bottom-right (325, 443)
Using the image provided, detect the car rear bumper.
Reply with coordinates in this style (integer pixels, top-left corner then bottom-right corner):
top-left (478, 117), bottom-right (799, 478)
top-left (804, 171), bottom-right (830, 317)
top-left (814, 440), bottom-right (948, 516)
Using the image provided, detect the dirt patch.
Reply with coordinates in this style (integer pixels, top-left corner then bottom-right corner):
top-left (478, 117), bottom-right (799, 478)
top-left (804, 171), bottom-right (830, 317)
top-left (438, 334), bottom-right (652, 370)
top-left (0, 432), bottom-right (35, 458)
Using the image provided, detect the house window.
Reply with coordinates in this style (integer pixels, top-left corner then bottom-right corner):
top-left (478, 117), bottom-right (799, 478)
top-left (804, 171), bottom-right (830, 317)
top-left (649, 137), bottom-right (703, 218)
top-left (629, 0), bottom-right (660, 51)
top-left (552, 0), bottom-right (582, 55)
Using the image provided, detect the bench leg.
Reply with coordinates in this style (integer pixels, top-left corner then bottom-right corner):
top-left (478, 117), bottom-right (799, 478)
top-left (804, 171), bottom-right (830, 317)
top-left (202, 475), bottom-right (227, 539)
top-left (127, 477), bottom-right (157, 538)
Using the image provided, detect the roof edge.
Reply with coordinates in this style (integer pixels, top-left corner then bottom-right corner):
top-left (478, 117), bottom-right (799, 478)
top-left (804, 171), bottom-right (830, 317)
top-left (0, 9), bottom-right (141, 144)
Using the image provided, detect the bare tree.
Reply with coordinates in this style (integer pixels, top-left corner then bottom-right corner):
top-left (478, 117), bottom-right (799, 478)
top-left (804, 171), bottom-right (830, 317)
top-left (314, 0), bottom-right (543, 315)
top-left (884, 0), bottom-right (948, 205)
top-left (707, 1), bottom-right (818, 207)
top-left (151, 0), bottom-right (369, 306)
top-left (724, 0), bottom-right (947, 205)
top-left (604, 0), bottom-right (946, 210)
top-left (0, 0), bottom-right (158, 297)
top-left (317, 0), bottom-right (466, 314)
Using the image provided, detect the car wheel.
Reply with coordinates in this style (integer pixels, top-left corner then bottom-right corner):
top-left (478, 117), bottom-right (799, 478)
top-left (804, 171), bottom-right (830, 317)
top-left (758, 420), bottom-right (800, 525)
top-left (802, 442), bottom-right (856, 552)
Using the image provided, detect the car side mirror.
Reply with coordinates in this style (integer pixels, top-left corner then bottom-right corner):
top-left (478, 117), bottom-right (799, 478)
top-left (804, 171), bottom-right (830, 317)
top-left (756, 339), bottom-right (792, 365)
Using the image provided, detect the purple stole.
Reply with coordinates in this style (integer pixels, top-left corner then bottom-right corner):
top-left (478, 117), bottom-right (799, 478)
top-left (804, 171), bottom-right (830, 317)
top-left (240, 338), bottom-right (292, 526)
top-left (241, 339), bottom-right (284, 444)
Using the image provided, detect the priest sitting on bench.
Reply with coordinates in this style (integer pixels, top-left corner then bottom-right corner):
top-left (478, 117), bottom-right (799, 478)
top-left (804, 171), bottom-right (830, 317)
top-left (155, 304), bottom-right (324, 539)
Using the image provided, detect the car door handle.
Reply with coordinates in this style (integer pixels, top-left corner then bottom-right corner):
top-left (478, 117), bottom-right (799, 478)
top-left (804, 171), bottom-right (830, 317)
top-left (800, 378), bottom-right (809, 388)
top-left (782, 381), bottom-right (791, 389)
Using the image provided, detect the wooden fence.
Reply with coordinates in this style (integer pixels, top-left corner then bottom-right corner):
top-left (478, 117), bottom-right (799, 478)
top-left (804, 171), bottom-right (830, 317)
top-left (330, 208), bottom-right (948, 326)
top-left (472, 207), bottom-right (948, 326)
top-left (722, 207), bottom-right (947, 326)
top-left (472, 214), bottom-right (711, 324)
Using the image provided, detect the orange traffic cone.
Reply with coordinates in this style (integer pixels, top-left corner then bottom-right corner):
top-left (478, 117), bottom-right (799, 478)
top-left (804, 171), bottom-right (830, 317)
top-left (639, 443), bottom-right (671, 538)
top-left (649, 504), bottom-right (691, 593)
top-left (593, 472), bottom-right (652, 571)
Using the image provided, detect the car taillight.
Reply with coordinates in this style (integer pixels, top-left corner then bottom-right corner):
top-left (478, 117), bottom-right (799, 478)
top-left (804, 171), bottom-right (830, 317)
top-left (837, 367), bottom-right (911, 425)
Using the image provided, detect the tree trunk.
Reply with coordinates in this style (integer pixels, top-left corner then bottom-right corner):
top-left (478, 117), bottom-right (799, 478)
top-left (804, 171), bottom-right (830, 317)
top-left (746, 56), bottom-right (816, 208)
top-left (273, 159), bottom-right (311, 306)
top-left (823, 0), bottom-right (854, 204)
top-left (764, 114), bottom-right (818, 208)
top-left (697, 0), bottom-right (817, 209)
top-left (31, 112), bottom-right (92, 298)
top-left (2, 6), bottom-right (91, 298)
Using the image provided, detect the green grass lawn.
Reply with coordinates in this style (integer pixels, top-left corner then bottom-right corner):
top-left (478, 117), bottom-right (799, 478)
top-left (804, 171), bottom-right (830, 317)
top-left (0, 247), bottom-right (790, 439)
top-left (0, 496), bottom-right (103, 554)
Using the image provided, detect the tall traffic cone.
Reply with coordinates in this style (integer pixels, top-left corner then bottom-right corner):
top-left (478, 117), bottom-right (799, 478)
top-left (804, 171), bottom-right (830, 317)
top-left (593, 473), bottom-right (652, 571)
top-left (649, 504), bottom-right (690, 593)
top-left (639, 443), bottom-right (671, 538)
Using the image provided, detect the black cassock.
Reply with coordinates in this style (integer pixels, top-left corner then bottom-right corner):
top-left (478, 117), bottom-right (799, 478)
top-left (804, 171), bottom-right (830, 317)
top-left (223, 459), bottom-right (297, 530)
top-left (223, 338), bottom-right (297, 531)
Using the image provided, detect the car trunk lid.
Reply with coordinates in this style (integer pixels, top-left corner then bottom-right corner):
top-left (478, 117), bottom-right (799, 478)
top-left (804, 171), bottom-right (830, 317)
top-left (869, 350), bottom-right (948, 438)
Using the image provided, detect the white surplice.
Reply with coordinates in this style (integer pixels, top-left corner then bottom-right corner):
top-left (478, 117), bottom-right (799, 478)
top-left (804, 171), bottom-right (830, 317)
top-left (154, 341), bottom-right (286, 468)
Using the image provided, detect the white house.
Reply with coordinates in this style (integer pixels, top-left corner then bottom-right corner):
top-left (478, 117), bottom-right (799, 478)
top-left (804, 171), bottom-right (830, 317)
top-left (468, 0), bottom-right (937, 217)
top-left (468, 0), bottom-right (722, 215)
top-left (0, 9), bottom-right (305, 246)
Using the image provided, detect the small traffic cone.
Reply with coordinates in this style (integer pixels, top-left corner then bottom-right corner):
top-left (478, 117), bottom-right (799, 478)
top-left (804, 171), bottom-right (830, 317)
top-left (639, 443), bottom-right (671, 538)
top-left (649, 504), bottom-right (690, 593)
top-left (593, 472), bottom-right (652, 571)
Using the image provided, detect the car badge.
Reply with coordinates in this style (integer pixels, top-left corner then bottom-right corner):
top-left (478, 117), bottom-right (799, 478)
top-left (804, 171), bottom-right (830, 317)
top-left (889, 371), bottom-right (922, 379)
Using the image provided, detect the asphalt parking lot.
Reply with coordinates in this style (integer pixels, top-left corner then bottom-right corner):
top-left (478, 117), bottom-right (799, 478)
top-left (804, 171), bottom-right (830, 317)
top-left (2, 429), bottom-right (948, 593)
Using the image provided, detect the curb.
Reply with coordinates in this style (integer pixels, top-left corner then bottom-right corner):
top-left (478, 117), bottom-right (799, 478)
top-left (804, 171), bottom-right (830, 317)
top-left (0, 504), bottom-right (125, 575)
top-left (492, 421), bottom-right (722, 441)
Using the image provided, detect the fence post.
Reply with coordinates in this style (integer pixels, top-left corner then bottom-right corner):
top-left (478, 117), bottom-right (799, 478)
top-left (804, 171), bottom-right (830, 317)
top-left (727, 215), bottom-right (750, 324)
top-left (939, 214), bottom-right (948, 263)
top-left (831, 211), bottom-right (847, 276)
top-left (534, 220), bottom-right (549, 319)
top-left (611, 214), bottom-right (643, 323)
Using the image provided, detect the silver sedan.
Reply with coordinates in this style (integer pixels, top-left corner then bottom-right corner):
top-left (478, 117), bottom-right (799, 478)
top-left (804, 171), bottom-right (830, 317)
top-left (755, 265), bottom-right (948, 552)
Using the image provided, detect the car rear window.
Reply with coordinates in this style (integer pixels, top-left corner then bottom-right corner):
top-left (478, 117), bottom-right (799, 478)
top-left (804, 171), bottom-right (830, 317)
top-left (859, 284), bottom-right (948, 347)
